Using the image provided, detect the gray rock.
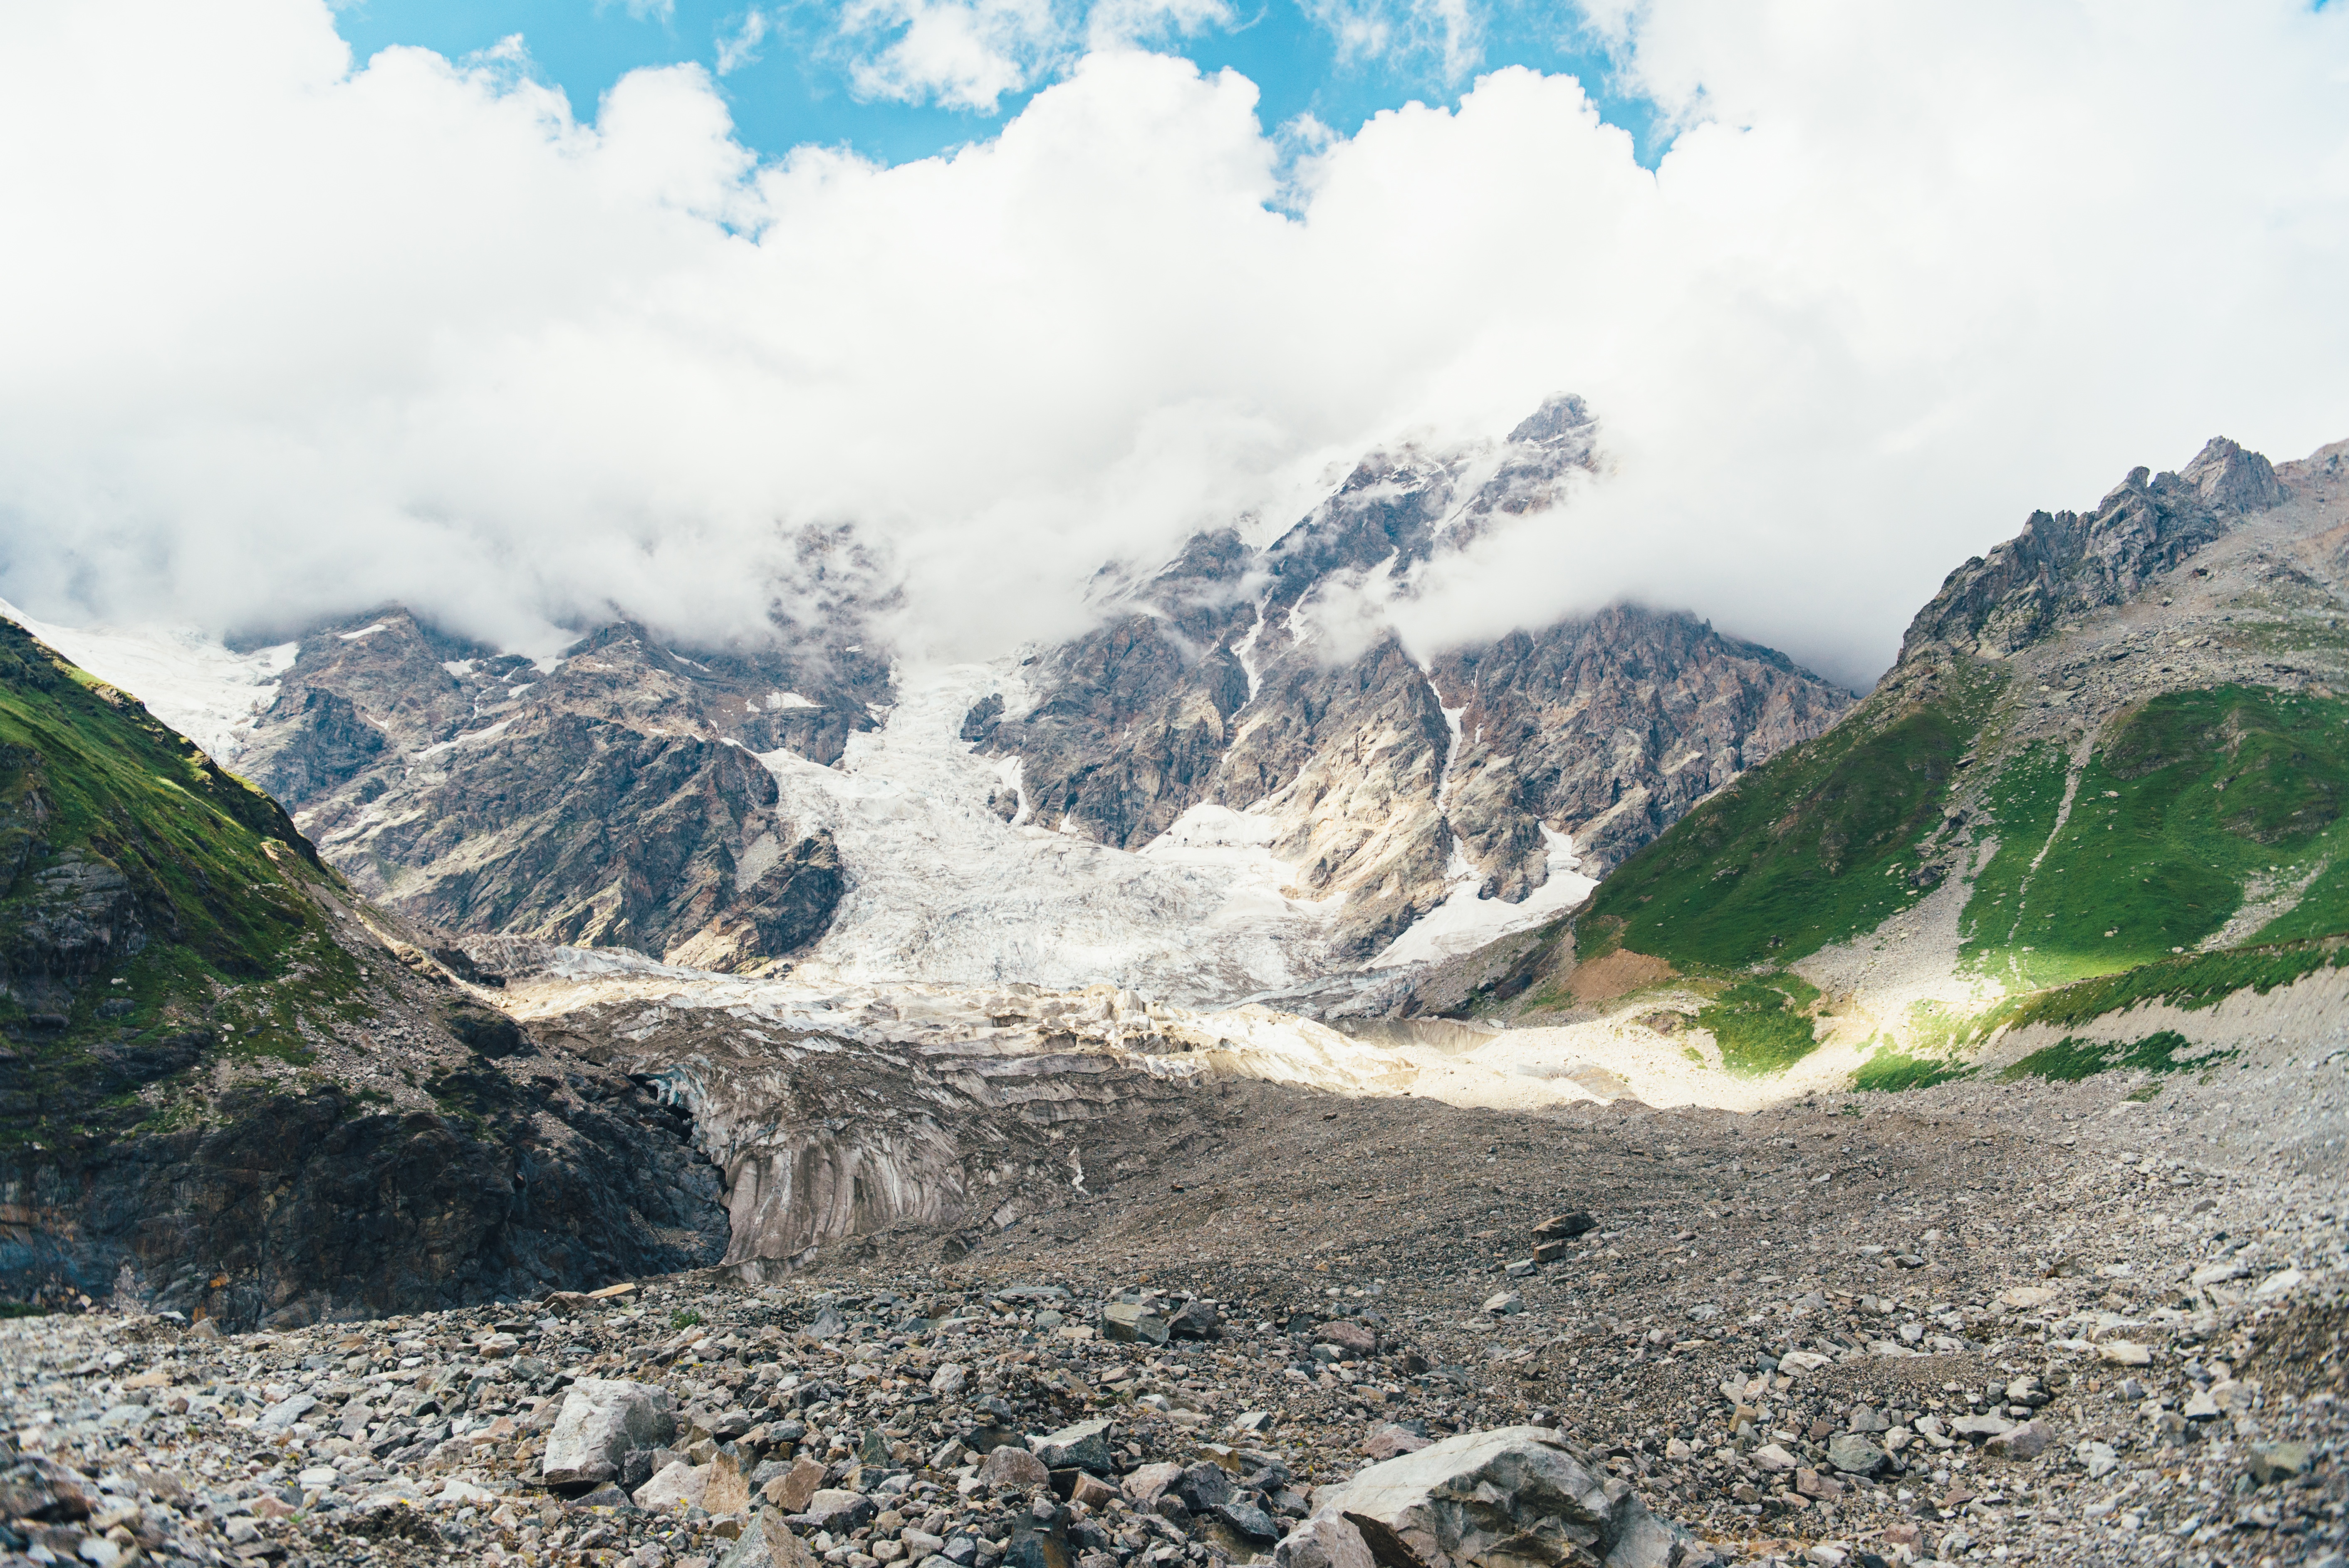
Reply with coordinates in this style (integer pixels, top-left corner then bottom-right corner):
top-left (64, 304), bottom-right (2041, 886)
top-left (1217, 1501), bottom-right (1280, 1542)
top-left (1102, 1303), bottom-right (1170, 1345)
top-left (718, 1507), bottom-right (822, 1568)
top-left (1984, 1422), bottom-right (2050, 1460)
top-left (1272, 1425), bottom-right (1685, 1568)
top-left (1167, 1298), bottom-right (1220, 1340)
top-left (544, 1380), bottom-right (678, 1486)
top-left (1825, 1434), bottom-right (1890, 1476)
top-left (795, 1489), bottom-right (879, 1534)
top-left (1030, 1420), bottom-right (1115, 1476)
top-left (2250, 1443), bottom-right (2313, 1486)
top-left (1481, 1292), bottom-right (1522, 1316)
top-left (1176, 1462), bottom-right (1233, 1514)
top-left (1122, 1462), bottom-right (1185, 1504)
top-left (1273, 1513), bottom-right (1376, 1568)
top-left (633, 1460), bottom-right (709, 1512)
top-left (979, 1447), bottom-right (1051, 1491)
top-left (254, 1393), bottom-right (318, 1433)
top-left (1950, 1413), bottom-right (2015, 1444)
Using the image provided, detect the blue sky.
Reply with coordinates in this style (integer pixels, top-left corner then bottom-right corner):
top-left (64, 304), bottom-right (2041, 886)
top-left (331, 0), bottom-right (1666, 168)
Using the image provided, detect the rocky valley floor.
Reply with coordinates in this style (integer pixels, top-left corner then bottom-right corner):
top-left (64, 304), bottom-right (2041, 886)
top-left (4, 1022), bottom-right (2346, 1568)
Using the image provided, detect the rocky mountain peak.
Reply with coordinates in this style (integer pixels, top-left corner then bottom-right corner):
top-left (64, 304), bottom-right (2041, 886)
top-left (1897, 435), bottom-right (2290, 666)
top-left (975, 396), bottom-right (1846, 961)
top-left (1260, 393), bottom-right (1599, 615)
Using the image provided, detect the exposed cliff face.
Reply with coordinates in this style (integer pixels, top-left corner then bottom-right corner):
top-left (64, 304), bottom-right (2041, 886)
top-left (0, 618), bottom-right (728, 1325)
top-left (240, 611), bottom-right (879, 972)
top-left (1897, 436), bottom-right (2288, 664)
top-left (1429, 606), bottom-right (1858, 890)
top-left (975, 396), bottom-right (1853, 957)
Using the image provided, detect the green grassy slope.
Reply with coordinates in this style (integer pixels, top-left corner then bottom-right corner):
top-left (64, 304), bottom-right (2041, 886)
top-left (1572, 662), bottom-right (2349, 1078)
top-left (0, 615), bottom-right (363, 1111)
top-left (1958, 686), bottom-right (2349, 988)
top-left (1582, 664), bottom-right (2005, 970)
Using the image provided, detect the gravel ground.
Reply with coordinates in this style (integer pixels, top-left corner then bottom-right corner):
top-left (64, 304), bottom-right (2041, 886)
top-left (4, 1012), bottom-right (2345, 1568)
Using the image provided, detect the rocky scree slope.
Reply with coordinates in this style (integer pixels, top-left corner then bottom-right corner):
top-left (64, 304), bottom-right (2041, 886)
top-left (971, 396), bottom-right (1852, 960)
top-left (1435, 433), bottom-right (2349, 1068)
top-left (235, 608), bottom-right (883, 974)
top-left (0, 618), bottom-right (728, 1327)
top-left (455, 937), bottom-right (1439, 1279)
top-left (8, 1009), bottom-right (2345, 1568)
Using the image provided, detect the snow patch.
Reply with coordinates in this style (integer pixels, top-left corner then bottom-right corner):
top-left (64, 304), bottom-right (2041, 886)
top-left (0, 600), bottom-right (294, 764)
top-left (408, 717), bottom-right (517, 763)
top-left (1369, 826), bottom-right (1596, 969)
top-left (745, 660), bottom-right (1346, 1002)
top-left (441, 660), bottom-right (475, 677)
top-left (767, 691), bottom-right (819, 710)
top-left (338, 622), bottom-right (388, 641)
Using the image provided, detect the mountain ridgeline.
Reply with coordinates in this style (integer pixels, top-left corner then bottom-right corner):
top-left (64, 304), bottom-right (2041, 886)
top-left (1479, 433), bottom-right (2349, 1059)
top-left (968, 396), bottom-right (1854, 957)
top-left (188, 395), bottom-right (1855, 975)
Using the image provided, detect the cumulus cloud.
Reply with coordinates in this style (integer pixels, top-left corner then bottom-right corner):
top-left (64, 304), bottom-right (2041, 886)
top-left (1, 0), bottom-right (2345, 687)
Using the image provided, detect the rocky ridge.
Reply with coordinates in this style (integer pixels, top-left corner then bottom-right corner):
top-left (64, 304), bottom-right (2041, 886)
top-left (974, 397), bottom-right (1853, 959)
top-left (1416, 433), bottom-right (2349, 1053)
top-left (237, 611), bottom-right (883, 973)
top-left (0, 614), bottom-right (733, 1327)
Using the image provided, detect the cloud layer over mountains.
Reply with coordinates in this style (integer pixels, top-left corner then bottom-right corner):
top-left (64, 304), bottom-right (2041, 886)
top-left (2, 0), bottom-right (2345, 686)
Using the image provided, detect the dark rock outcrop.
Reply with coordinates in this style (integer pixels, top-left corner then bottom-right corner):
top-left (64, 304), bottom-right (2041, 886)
top-left (239, 611), bottom-right (879, 972)
top-left (1899, 436), bottom-right (2288, 663)
top-left (0, 617), bottom-right (730, 1325)
top-left (4, 1055), bottom-right (727, 1328)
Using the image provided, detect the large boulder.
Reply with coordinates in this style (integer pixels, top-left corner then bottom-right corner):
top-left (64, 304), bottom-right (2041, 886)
top-left (543, 1380), bottom-right (678, 1486)
top-left (720, 1509), bottom-right (824, 1568)
top-left (1272, 1426), bottom-right (1686, 1568)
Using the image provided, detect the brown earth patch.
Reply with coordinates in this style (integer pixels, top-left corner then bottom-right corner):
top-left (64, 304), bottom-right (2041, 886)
top-left (1567, 947), bottom-right (1676, 1004)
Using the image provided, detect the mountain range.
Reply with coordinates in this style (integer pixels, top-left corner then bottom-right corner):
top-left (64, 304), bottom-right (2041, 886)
top-left (5, 405), bottom-right (2347, 1323)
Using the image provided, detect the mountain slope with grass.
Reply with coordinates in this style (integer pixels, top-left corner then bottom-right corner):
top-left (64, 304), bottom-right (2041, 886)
top-left (1418, 433), bottom-right (2349, 1092)
top-left (0, 616), bottom-right (726, 1325)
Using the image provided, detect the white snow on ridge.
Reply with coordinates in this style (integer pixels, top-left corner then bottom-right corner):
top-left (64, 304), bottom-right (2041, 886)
top-left (1370, 826), bottom-right (1596, 970)
top-left (752, 661), bottom-right (1347, 1004)
top-left (0, 599), bottom-right (294, 764)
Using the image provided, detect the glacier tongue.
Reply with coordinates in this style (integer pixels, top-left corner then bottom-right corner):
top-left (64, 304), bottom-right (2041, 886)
top-left (0, 599), bottom-right (295, 765)
top-left (749, 660), bottom-right (1347, 1004)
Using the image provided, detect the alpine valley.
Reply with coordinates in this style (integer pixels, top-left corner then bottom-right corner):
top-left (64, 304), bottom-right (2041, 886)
top-left (5, 405), bottom-right (2349, 1568)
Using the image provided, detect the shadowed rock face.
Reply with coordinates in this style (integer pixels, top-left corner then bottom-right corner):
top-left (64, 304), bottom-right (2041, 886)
top-left (975, 396), bottom-right (1853, 955)
top-left (240, 611), bottom-right (879, 972)
top-left (1899, 436), bottom-right (2289, 663)
top-left (7, 1060), bottom-right (729, 1329)
top-left (0, 618), bottom-right (730, 1326)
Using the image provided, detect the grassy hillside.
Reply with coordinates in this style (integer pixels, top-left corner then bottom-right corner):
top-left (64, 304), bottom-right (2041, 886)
top-left (1582, 663), bottom-right (2005, 970)
top-left (0, 615), bottom-right (364, 1119)
top-left (1959, 685), bottom-right (2349, 988)
top-left (1566, 659), bottom-right (2349, 1080)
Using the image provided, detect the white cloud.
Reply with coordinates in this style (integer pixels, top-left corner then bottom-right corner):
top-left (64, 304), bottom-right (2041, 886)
top-left (1300, 0), bottom-right (1484, 79)
top-left (715, 8), bottom-right (771, 74)
top-left (838, 0), bottom-right (1068, 109)
top-left (1, 0), bottom-right (2346, 688)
